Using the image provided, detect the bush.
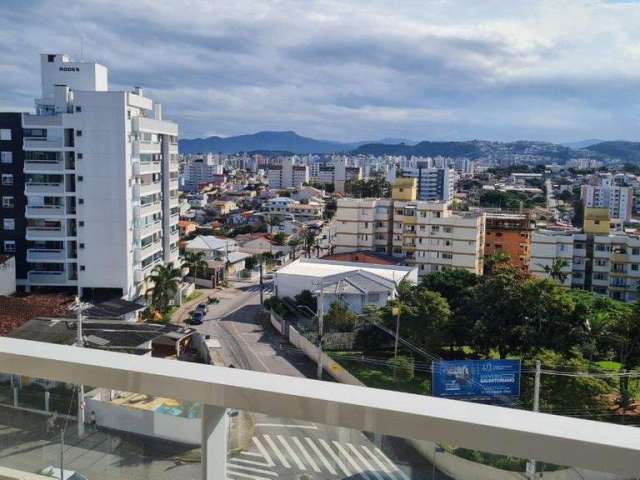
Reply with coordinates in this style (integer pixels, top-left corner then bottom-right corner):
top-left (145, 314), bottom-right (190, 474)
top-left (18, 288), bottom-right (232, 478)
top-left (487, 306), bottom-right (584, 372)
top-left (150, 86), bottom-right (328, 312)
top-left (325, 302), bottom-right (358, 333)
top-left (388, 356), bottom-right (415, 382)
top-left (295, 290), bottom-right (317, 313)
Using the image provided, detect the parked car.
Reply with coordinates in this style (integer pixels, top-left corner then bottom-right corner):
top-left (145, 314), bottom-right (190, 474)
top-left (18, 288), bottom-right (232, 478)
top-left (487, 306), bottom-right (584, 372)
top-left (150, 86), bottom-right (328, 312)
top-left (196, 303), bottom-right (208, 314)
top-left (189, 311), bottom-right (204, 325)
top-left (40, 466), bottom-right (88, 480)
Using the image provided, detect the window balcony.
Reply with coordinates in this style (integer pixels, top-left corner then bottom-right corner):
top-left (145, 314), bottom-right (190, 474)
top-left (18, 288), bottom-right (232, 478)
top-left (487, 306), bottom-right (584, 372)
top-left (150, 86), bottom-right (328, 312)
top-left (23, 138), bottom-right (65, 150)
top-left (26, 226), bottom-right (67, 240)
top-left (0, 339), bottom-right (636, 480)
top-left (136, 202), bottom-right (162, 218)
top-left (26, 270), bottom-right (70, 285)
top-left (22, 113), bottom-right (63, 127)
top-left (25, 205), bottom-right (65, 218)
top-left (25, 182), bottom-right (65, 195)
top-left (26, 248), bottom-right (67, 262)
top-left (23, 159), bottom-right (64, 173)
top-left (132, 160), bottom-right (161, 176)
top-left (134, 220), bottom-right (162, 241)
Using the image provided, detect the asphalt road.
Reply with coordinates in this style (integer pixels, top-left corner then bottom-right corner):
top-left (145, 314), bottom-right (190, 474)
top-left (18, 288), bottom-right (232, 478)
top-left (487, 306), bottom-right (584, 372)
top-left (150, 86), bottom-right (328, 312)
top-left (191, 280), bottom-right (439, 480)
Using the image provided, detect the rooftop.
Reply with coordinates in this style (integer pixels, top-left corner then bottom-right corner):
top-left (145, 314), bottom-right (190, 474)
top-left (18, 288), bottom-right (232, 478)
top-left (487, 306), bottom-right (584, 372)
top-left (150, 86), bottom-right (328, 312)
top-left (276, 258), bottom-right (416, 284)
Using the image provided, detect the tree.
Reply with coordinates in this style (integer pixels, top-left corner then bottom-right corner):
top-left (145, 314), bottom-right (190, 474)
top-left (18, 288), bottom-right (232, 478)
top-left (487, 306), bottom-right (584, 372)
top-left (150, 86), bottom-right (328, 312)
top-left (400, 289), bottom-right (452, 353)
top-left (288, 237), bottom-right (302, 259)
top-left (182, 251), bottom-right (208, 280)
top-left (325, 301), bottom-right (358, 332)
top-left (244, 255), bottom-right (258, 271)
top-left (295, 289), bottom-right (317, 313)
top-left (484, 252), bottom-right (512, 276)
top-left (303, 229), bottom-right (317, 257)
top-left (538, 258), bottom-right (569, 284)
top-left (272, 232), bottom-right (287, 246)
top-left (146, 262), bottom-right (183, 314)
top-left (608, 302), bottom-right (640, 409)
top-left (265, 215), bottom-right (281, 236)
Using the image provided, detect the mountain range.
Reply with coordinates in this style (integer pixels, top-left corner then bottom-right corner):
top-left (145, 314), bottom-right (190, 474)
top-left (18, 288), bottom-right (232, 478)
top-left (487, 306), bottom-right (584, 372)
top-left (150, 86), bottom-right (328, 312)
top-left (178, 130), bottom-right (640, 163)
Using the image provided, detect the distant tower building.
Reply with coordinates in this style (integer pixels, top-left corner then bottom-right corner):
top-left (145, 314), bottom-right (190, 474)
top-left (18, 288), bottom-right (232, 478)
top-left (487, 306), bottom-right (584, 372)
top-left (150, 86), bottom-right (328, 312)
top-left (401, 163), bottom-right (454, 203)
top-left (581, 173), bottom-right (633, 222)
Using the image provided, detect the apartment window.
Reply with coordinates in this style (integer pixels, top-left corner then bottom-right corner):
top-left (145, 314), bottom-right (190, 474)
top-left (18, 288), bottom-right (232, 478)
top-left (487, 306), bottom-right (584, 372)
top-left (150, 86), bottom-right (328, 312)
top-left (47, 54), bottom-right (55, 62)
top-left (633, 248), bottom-right (640, 256)
top-left (78, 198), bottom-right (84, 205)
top-left (632, 264), bottom-right (639, 271)
top-left (0, 152), bottom-right (12, 164)
top-left (75, 106), bottom-right (82, 113)
top-left (77, 153), bottom-right (83, 159)
top-left (76, 130), bottom-right (82, 137)
top-left (79, 221), bottom-right (84, 227)
top-left (80, 265), bottom-right (86, 271)
top-left (442, 252), bottom-right (453, 259)
top-left (0, 129), bottom-right (11, 141)
top-left (2, 196), bottom-right (14, 208)
top-left (3, 241), bottom-right (15, 253)
top-left (431, 226), bottom-right (440, 233)
top-left (445, 240), bottom-right (451, 246)
top-left (3, 218), bottom-right (14, 230)
top-left (79, 243), bottom-right (85, 249)
top-left (444, 226), bottom-right (453, 233)
top-left (596, 259), bottom-right (607, 266)
top-left (1, 174), bottom-right (13, 186)
top-left (78, 176), bottom-right (83, 182)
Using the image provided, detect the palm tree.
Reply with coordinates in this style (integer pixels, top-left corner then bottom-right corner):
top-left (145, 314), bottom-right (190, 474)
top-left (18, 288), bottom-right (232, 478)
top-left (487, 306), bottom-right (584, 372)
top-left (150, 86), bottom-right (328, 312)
top-left (182, 251), bottom-right (208, 281)
top-left (288, 238), bottom-right (302, 259)
top-left (147, 262), bottom-right (183, 313)
top-left (538, 258), bottom-right (569, 284)
top-left (303, 229), bottom-right (317, 258)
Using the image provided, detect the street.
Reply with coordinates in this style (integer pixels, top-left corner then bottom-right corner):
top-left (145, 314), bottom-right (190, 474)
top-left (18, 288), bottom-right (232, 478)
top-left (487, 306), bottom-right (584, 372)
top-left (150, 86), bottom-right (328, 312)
top-left (192, 279), bottom-right (437, 480)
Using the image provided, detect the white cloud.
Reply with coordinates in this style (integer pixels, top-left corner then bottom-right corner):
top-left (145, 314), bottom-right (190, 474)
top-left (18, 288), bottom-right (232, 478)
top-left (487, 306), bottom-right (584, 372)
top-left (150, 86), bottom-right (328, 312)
top-left (0, 0), bottom-right (638, 142)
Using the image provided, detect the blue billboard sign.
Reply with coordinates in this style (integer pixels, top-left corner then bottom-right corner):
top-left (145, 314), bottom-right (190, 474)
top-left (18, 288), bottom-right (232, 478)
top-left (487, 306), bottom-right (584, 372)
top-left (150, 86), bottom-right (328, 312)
top-left (432, 359), bottom-right (521, 399)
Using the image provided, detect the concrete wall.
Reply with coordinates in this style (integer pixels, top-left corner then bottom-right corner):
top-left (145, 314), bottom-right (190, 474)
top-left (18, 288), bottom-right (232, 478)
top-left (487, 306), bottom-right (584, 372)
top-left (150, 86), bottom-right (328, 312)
top-left (0, 466), bottom-right (52, 480)
top-left (0, 257), bottom-right (16, 295)
top-left (86, 396), bottom-right (200, 445)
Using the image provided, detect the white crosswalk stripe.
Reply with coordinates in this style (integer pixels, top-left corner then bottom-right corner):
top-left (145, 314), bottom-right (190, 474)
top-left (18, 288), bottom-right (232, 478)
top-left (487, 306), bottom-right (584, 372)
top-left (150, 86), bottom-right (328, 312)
top-left (305, 436), bottom-right (337, 475)
top-left (332, 440), bottom-right (372, 480)
top-left (361, 444), bottom-right (400, 480)
top-left (263, 434), bottom-right (291, 468)
top-left (252, 437), bottom-right (275, 467)
top-left (348, 443), bottom-right (385, 480)
top-left (227, 463), bottom-right (278, 477)
top-left (292, 436), bottom-right (321, 473)
top-left (318, 438), bottom-right (352, 477)
top-left (374, 446), bottom-right (410, 480)
top-left (277, 435), bottom-right (306, 470)
top-left (227, 470), bottom-right (273, 480)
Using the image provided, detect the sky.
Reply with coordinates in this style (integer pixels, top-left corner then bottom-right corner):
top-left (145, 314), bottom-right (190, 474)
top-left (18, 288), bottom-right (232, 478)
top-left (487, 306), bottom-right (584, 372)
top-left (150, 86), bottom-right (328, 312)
top-left (1, 0), bottom-right (639, 143)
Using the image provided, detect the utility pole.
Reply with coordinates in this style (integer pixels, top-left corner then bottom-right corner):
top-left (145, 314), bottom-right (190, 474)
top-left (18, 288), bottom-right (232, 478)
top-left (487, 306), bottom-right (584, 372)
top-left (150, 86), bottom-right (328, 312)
top-left (259, 261), bottom-right (264, 305)
top-left (393, 305), bottom-right (401, 361)
top-left (316, 280), bottom-right (324, 380)
top-left (526, 360), bottom-right (542, 479)
top-left (72, 296), bottom-right (90, 438)
top-left (60, 430), bottom-right (64, 480)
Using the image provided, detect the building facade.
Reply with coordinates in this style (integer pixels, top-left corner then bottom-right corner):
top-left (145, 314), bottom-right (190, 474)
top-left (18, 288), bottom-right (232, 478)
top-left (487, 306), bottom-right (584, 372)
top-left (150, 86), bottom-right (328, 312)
top-left (266, 158), bottom-right (309, 189)
top-left (401, 164), bottom-right (454, 203)
top-left (581, 173), bottom-right (633, 222)
top-left (180, 154), bottom-right (224, 191)
top-left (334, 178), bottom-right (484, 276)
top-left (21, 53), bottom-right (179, 300)
top-left (484, 212), bottom-right (535, 270)
top-left (0, 113), bottom-right (27, 282)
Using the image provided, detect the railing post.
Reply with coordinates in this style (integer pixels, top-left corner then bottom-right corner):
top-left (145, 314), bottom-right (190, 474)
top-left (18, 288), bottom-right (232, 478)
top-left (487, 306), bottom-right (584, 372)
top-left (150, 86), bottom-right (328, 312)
top-left (202, 404), bottom-right (228, 480)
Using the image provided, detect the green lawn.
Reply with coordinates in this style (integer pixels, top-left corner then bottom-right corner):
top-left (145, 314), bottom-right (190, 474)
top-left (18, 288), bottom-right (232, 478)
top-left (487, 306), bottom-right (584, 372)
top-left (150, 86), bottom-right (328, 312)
top-left (329, 352), bottom-right (428, 395)
top-left (184, 291), bottom-right (202, 303)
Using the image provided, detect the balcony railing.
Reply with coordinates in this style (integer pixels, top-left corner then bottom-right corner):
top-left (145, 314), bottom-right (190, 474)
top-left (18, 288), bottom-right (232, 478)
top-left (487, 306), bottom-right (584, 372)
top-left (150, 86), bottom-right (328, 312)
top-left (26, 226), bottom-right (66, 239)
top-left (23, 138), bottom-right (64, 150)
top-left (25, 205), bottom-right (65, 217)
top-left (23, 160), bottom-right (64, 173)
top-left (25, 182), bottom-right (65, 194)
top-left (26, 270), bottom-right (68, 284)
top-left (26, 248), bottom-right (66, 262)
top-left (0, 338), bottom-right (637, 479)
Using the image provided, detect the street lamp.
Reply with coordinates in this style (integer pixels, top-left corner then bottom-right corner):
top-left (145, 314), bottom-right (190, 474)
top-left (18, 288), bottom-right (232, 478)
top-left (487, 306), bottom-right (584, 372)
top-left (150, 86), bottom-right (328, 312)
top-left (69, 296), bottom-right (92, 438)
top-left (311, 279), bottom-right (324, 380)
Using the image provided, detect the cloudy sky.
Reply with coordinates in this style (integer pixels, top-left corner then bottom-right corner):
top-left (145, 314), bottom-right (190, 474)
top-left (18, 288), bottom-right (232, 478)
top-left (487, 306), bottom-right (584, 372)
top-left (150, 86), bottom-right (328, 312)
top-left (1, 0), bottom-right (639, 143)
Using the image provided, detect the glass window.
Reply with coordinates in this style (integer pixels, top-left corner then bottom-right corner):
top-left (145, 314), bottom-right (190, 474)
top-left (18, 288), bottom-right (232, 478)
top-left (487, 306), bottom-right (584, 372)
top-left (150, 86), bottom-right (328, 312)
top-left (0, 129), bottom-right (11, 141)
top-left (3, 218), bottom-right (15, 230)
top-left (1, 174), bottom-right (13, 186)
top-left (3, 240), bottom-right (15, 253)
top-left (0, 152), bottom-right (12, 163)
top-left (2, 196), bottom-right (14, 208)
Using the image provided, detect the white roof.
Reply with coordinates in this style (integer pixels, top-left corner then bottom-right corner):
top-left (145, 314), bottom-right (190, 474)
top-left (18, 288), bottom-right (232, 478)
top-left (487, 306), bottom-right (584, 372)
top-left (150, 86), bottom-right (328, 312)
top-left (186, 235), bottom-right (237, 251)
top-left (276, 258), bottom-right (415, 284)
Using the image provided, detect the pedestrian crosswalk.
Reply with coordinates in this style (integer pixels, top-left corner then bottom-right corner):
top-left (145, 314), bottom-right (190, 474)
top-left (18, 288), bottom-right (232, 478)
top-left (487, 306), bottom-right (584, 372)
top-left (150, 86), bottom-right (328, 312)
top-left (227, 433), bottom-right (409, 480)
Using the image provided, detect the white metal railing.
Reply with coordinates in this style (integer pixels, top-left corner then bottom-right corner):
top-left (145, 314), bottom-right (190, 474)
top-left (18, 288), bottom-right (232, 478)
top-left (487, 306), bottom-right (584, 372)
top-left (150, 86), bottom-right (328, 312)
top-left (0, 338), bottom-right (637, 477)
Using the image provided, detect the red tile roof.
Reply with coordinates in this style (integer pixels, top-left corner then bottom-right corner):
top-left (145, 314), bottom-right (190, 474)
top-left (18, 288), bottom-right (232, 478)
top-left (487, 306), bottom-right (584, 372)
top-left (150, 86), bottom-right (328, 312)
top-left (0, 294), bottom-right (75, 336)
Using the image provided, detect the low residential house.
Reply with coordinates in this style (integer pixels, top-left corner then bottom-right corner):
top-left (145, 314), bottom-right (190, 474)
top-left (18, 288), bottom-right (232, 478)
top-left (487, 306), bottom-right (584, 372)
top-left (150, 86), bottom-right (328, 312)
top-left (263, 197), bottom-right (298, 215)
top-left (209, 200), bottom-right (237, 216)
top-left (185, 235), bottom-right (251, 280)
top-left (291, 186), bottom-right (326, 202)
top-left (186, 193), bottom-right (209, 209)
top-left (290, 201), bottom-right (324, 221)
top-left (274, 258), bottom-right (418, 314)
top-left (178, 220), bottom-right (198, 238)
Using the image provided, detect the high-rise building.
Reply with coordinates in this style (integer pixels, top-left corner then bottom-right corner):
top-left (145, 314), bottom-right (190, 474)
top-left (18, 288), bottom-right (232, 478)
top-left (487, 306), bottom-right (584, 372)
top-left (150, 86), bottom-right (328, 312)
top-left (581, 173), bottom-right (633, 222)
top-left (401, 164), bottom-right (454, 203)
top-left (0, 113), bottom-right (27, 282)
top-left (180, 154), bottom-right (224, 191)
top-left (266, 158), bottom-right (309, 189)
top-left (334, 178), bottom-right (485, 276)
top-left (21, 53), bottom-right (179, 300)
top-left (484, 212), bottom-right (535, 271)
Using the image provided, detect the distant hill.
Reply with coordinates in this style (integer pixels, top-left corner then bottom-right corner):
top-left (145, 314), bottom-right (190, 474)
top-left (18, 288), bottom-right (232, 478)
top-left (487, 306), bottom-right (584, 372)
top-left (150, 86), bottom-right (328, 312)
top-left (562, 139), bottom-right (603, 149)
top-left (178, 131), bottom-right (420, 154)
top-left (178, 131), bottom-right (355, 154)
top-left (352, 140), bottom-right (579, 161)
top-left (585, 141), bottom-right (640, 163)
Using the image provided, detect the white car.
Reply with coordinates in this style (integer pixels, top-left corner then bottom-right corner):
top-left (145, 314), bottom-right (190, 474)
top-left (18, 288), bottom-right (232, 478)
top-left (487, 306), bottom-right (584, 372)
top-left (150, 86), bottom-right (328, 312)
top-left (40, 466), bottom-right (88, 480)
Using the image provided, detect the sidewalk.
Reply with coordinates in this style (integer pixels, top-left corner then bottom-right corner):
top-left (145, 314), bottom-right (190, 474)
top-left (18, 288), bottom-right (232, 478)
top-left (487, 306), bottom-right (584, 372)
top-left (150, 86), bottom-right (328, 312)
top-left (172, 286), bottom-right (217, 325)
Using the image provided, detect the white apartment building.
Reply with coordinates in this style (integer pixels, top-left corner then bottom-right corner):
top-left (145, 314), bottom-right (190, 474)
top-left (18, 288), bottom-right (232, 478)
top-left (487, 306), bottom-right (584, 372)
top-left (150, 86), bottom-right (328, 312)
top-left (530, 230), bottom-right (640, 302)
top-left (334, 197), bottom-right (484, 275)
top-left (181, 154), bottom-right (223, 191)
top-left (581, 173), bottom-right (633, 222)
top-left (22, 53), bottom-right (179, 300)
top-left (401, 165), bottom-right (455, 203)
top-left (266, 158), bottom-right (309, 189)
